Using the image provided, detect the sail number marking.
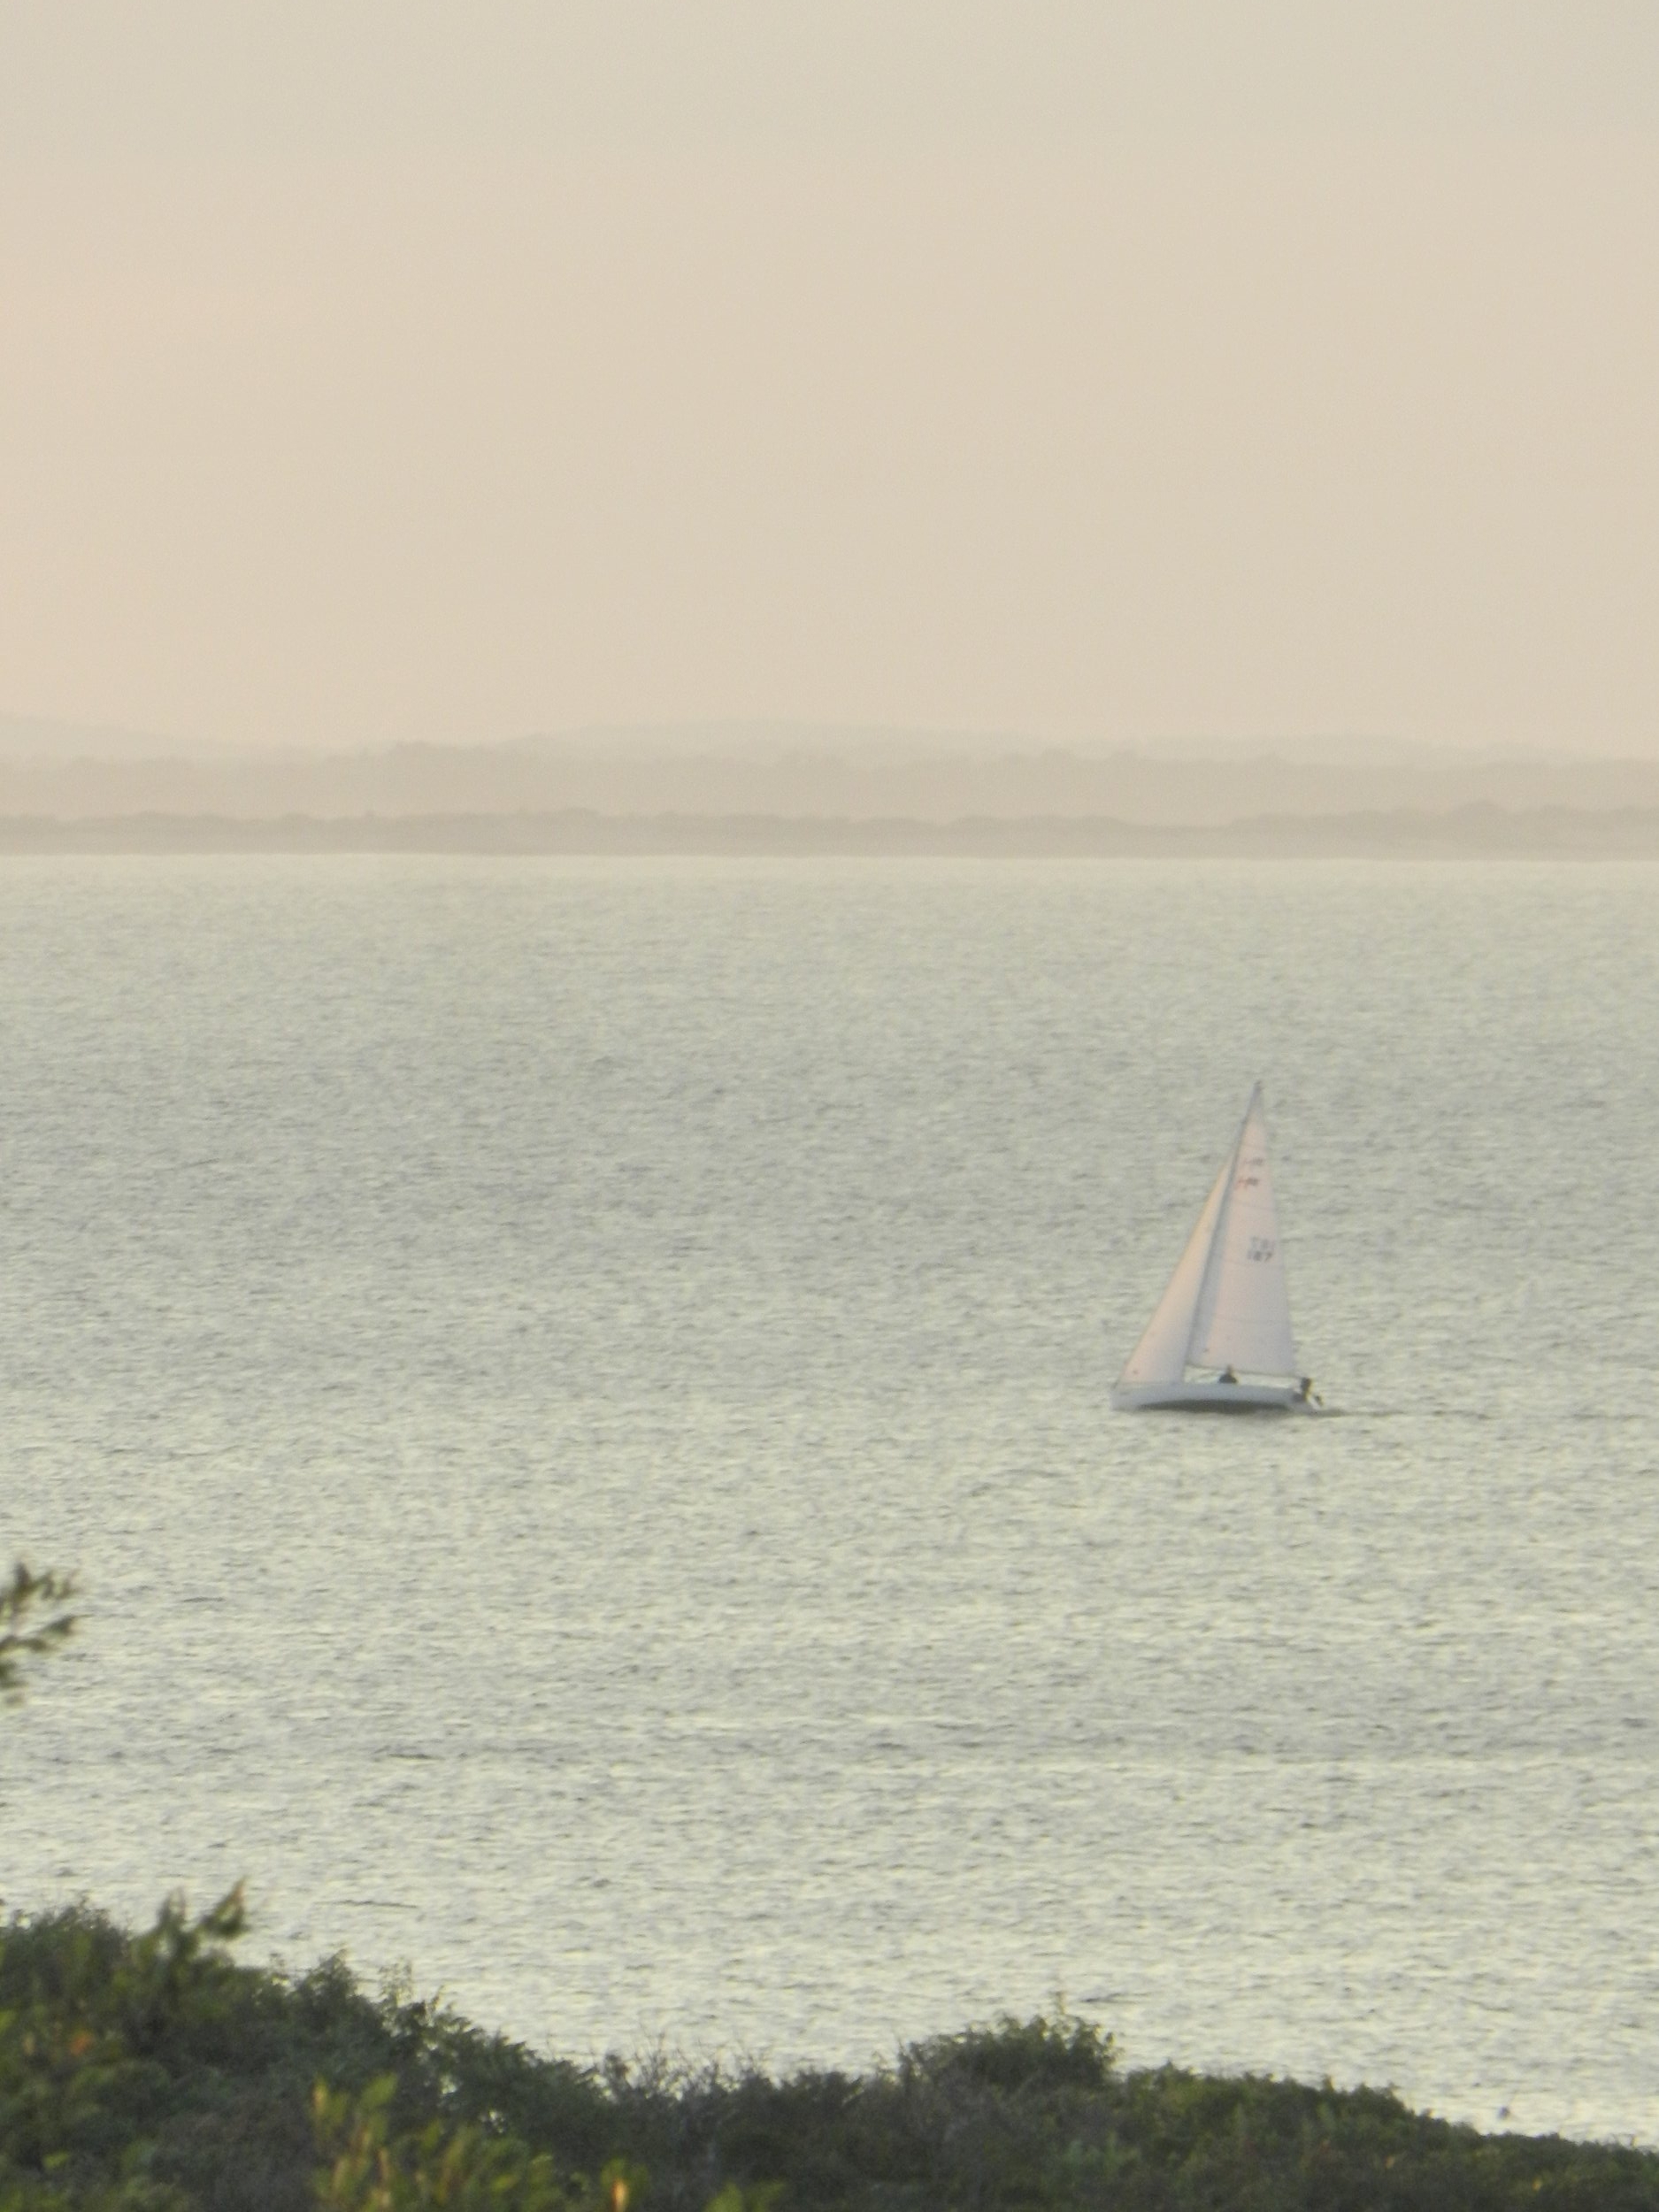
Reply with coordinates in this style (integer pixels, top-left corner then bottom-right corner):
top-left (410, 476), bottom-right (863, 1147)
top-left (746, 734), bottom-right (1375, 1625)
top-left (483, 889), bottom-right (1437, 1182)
top-left (1246, 1236), bottom-right (1276, 1263)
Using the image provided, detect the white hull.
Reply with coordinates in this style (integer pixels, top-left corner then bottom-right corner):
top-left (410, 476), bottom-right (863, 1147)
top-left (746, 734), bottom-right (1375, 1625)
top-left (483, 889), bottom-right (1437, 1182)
top-left (1111, 1379), bottom-right (1310, 1413)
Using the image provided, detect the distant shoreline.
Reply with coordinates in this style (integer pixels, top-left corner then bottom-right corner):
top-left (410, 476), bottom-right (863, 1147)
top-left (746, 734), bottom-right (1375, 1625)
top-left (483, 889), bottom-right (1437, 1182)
top-left (4, 804), bottom-right (1659, 857)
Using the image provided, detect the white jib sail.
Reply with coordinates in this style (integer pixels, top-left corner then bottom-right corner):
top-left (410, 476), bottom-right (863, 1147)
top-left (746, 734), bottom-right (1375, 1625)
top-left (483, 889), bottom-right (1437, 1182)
top-left (1117, 1151), bottom-right (1233, 1389)
top-left (1187, 1086), bottom-right (1296, 1379)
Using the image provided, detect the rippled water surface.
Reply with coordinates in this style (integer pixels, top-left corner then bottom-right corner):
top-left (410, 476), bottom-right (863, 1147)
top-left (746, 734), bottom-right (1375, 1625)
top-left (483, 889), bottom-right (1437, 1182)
top-left (4, 857), bottom-right (1659, 2139)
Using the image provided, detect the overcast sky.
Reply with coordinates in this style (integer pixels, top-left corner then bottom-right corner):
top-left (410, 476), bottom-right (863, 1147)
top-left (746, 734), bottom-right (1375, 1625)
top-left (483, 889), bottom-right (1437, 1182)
top-left (2, 3), bottom-right (1656, 752)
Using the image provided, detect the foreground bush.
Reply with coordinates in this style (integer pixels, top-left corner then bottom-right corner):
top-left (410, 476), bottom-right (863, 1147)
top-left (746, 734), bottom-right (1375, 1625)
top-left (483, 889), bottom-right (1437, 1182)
top-left (4, 1897), bottom-right (1658, 2211)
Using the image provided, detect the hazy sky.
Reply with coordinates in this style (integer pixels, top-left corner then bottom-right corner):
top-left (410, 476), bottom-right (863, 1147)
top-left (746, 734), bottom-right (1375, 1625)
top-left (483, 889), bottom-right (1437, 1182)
top-left (3, 3), bottom-right (1656, 752)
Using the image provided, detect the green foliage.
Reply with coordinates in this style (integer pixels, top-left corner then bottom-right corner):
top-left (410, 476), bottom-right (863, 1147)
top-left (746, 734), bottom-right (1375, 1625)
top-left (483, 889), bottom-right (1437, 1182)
top-left (6, 1899), bottom-right (1659, 2212)
top-left (0, 1566), bottom-right (77, 1704)
top-left (311, 2075), bottom-right (634, 2211)
top-left (0, 1897), bottom-right (613, 2212)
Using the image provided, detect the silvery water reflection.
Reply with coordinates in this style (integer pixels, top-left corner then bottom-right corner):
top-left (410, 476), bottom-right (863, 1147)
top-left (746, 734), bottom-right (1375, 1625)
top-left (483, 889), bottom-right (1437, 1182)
top-left (3, 858), bottom-right (1658, 2141)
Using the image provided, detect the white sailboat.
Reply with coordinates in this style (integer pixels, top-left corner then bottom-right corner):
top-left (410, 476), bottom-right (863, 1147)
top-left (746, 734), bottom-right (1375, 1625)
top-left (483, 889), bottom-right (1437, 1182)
top-left (1112, 1084), bottom-right (1316, 1412)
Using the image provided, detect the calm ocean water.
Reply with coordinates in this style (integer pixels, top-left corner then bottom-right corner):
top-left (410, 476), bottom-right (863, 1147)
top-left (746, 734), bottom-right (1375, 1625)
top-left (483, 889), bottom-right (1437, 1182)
top-left (4, 857), bottom-right (1659, 2139)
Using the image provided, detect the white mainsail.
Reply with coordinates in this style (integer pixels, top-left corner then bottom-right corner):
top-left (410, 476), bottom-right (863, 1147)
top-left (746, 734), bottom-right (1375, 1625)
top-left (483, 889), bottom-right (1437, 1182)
top-left (1187, 1087), bottom-right (1296, 1378)
top-left (1116, 1084), bottom-right (1299, 1395)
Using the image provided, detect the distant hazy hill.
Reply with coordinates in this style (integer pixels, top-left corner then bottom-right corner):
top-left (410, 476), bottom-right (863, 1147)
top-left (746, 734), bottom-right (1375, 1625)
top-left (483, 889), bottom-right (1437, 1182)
top-left (4, 803), bottom-right (1659, 856)
top-left (4, 724), bottom-right (1659, 830)
top-left (0, 712), bottom-right (218, 761)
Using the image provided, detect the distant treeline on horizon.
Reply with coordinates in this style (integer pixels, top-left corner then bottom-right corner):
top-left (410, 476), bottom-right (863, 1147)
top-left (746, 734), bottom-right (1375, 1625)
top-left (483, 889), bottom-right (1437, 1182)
top-left (4, 804), bottom-right (1659, 858)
